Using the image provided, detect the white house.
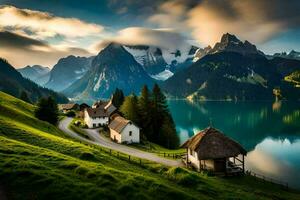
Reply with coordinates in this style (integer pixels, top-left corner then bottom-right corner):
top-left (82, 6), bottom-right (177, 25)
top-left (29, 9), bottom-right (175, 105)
top-left (84, 107), bottom-right (109, 128)
top-left (108, 116), bottom-right (140, 144)
top-left (84, 101), bottom-right (116, 128)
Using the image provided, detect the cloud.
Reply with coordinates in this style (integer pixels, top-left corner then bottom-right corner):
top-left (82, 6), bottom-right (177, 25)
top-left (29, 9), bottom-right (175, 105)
top-left (0, 31), bottom-right (92, 68)
top-left (149, 0), bottom-right (300, 46)
top-left (94, 27), bottom-right (191, 51)
top-left (0, 5), bottom-right (104, 39)
top-left (0, 31), bottom-right (48, 48)
top-left (148, 1), bottom-right (188, 29)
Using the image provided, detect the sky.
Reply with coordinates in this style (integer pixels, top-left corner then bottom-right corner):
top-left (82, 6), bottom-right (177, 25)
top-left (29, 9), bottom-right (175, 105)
top-left (0, 0), bottom-right (300, 68)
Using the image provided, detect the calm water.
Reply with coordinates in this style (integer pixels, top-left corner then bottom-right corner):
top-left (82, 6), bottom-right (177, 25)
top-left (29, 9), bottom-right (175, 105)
top-left (168, 100), bottom-right (300, 189)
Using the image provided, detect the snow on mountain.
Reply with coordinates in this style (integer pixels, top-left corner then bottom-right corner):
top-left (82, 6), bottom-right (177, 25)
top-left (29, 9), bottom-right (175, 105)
top-left (124, 44), bottom-right (197, 81)
top-left (150, 69), bottom-right (174, 81)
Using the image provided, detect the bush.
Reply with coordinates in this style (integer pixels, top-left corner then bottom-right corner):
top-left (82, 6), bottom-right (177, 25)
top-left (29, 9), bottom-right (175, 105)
top-left (35, 97), bottom-right (59, 125)
top-left (66, 110), bottom-right (76, 117)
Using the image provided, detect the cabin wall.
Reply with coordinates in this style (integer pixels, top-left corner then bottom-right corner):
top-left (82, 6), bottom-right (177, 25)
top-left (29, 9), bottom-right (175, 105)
top-left (187, 149), bottom-right (200, 170)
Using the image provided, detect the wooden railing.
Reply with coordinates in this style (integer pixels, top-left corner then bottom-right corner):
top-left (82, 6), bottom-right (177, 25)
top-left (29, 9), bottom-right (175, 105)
top-left (155, 152), bottom-right (186, 159)
top-left (246, 170), bottom-right (289, 189)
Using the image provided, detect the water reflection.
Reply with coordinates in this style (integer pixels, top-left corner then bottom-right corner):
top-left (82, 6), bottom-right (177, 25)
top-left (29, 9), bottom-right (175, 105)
top-left (246, 138), bottom-right (300, 188)
top-left (168, 100), bottom-right (300, 188)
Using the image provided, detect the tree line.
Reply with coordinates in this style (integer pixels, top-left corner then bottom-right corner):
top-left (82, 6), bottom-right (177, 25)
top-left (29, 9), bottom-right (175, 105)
top-left (113, 84), bottom-right (179, 149)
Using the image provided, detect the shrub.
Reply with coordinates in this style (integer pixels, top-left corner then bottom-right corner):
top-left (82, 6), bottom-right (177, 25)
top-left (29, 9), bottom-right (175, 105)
top-left (66, 110), bottom-right (76, 117)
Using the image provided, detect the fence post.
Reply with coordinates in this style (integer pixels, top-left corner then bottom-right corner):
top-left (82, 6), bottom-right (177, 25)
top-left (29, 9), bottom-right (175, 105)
top-left (129, 155), bottom-right (131, 162)
top-left (117, 152), bottom-right (119, 158)
top-left (139, 159), bottom-right (142, 165)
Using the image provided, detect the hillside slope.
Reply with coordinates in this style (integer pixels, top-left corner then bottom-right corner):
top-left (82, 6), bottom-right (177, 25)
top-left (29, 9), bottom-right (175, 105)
top-left (0, 58), bottom-right (68, 103)
top-left (163, 52), bottom-right (300, 100)
top-left (0, 92), bottom-right (299, 199)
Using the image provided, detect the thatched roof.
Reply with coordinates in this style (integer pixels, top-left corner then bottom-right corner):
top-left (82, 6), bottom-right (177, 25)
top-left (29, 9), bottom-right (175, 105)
top-left (108, 116), bottom-right (132, 133)
top-left (181, 127), bottom-right (247, 159)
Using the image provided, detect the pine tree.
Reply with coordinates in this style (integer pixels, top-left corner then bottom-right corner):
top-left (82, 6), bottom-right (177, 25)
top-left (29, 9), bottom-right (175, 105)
top-left (138, 85), bottom-right (153, 140)
top-left (35, 96), bottom-right (59, 125)
top-left (20, 91), bottom-right (31, 103)
top-left (112, 88), bottom-right (125, 109)
top-left (151, 84), bottom-right (179, 149)
top-left (151, 84), bottom-right (167, 142)
top-left (120, 94), bottom-right (139, 125)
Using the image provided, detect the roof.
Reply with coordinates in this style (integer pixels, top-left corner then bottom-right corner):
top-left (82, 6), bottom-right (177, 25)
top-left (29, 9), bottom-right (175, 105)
top-left (58, 103), bottom-right (78, 110)
top-left (92, 100), bottom-right (108, 108)
top-left (108, 116), bottom-right (135, 133)
top-left (85, 107), bottom-right (110, 118)
top-left (92, 100), bottom-right (116, 114)
top-left (104, 101), bottom-right (117, 114)
top-left (181, 127), bottom-right (247, 159)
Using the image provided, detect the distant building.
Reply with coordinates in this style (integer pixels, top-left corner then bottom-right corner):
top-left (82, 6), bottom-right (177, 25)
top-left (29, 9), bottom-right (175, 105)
top-left (79, 103), bottom-right (90, 111)
top-left (84, 100), bottom-right (116, 128)
top-left (77, 103), bottom-right (90, 118)
top-left (108, 115), bottom-right (140, 144)
top-left (181, 127), bottom-right (247, 174)
top-left (58, 103), bottom-right (79, 113)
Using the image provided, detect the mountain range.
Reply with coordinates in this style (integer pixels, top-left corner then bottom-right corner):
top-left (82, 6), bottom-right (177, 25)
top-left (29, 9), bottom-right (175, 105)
top-left (124, 45), bottom-right (197, 80)
top-left (18, 65), bottom-right (50, 86)
top-left (271, 50), bottom-right (300, 61)
top-left (4, 33), bottom-right (300, 101)
top-left (163, 34), bottom-right (300, 100)
top-left (0, 58), bottom-right (68, 103)
top-left (45, 55), bottom-right (94, 91)
top-left (64, 43), bottom-right (154, 101)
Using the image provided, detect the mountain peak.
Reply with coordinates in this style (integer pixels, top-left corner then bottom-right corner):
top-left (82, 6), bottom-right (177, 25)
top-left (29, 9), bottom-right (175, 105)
top-left (210, 33), bottom-right (262, 55)
top-left (220, 33), bottom-right (240, 44)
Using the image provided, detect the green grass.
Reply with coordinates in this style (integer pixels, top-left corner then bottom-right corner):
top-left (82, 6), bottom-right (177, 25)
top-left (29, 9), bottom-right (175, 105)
top-left (69, 118), bottom-right (90, 139)
top-left (0, 91), bottom-right (299, 200)
top-left (127, 142), bottom-right (185, 159)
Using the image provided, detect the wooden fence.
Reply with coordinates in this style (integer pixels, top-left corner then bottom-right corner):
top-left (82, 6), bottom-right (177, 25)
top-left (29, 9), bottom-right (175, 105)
top-left (156, 152), bottom-right (186, 159)
top-left (246, 170), bottom-right (289, 189)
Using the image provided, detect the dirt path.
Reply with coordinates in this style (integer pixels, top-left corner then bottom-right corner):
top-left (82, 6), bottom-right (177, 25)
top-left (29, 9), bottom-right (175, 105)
top-left (59, 117), bottom-right (183, 167)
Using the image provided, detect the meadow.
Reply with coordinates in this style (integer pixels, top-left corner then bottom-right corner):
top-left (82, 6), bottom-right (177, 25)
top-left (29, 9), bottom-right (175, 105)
top-left (0, 91), bottom-right (299, 200)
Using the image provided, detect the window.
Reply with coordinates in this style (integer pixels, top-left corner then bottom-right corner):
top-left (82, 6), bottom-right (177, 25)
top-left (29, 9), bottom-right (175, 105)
top-left (190, 149), bottom-right (193, 156)
top-left (93, 123), bottom-right (96, 128)
top-left (129, 131), bottom-right (132, 136)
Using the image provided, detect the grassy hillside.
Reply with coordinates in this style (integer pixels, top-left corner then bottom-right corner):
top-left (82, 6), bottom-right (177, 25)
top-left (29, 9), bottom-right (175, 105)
top-left (0, 91), bottom-right (299, 200)
top-left (0, 58), bottom-right (68, 103)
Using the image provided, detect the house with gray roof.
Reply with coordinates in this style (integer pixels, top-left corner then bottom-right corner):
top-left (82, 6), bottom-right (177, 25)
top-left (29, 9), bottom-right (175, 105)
top-left (84, 100), bottom-right (117, 128)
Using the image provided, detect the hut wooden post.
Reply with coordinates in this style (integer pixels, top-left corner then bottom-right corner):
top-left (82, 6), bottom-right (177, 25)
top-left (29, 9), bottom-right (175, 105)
top-left (242, 154), bottom-right (245, 173)
top-left (186, 148), bottom-right (188, 167)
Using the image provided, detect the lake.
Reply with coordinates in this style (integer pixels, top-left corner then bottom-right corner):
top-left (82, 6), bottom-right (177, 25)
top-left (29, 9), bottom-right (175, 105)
top-left (168, 100), bottom-right (300, 189)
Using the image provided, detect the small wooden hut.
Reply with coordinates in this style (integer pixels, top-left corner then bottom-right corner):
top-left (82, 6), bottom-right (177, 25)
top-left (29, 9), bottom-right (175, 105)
top-left (181, 127), bottom-right (247, 175)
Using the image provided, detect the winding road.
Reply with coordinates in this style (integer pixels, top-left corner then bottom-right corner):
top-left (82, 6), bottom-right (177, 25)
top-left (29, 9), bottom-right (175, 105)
top-left (58, 117), bottom-right (183, 167)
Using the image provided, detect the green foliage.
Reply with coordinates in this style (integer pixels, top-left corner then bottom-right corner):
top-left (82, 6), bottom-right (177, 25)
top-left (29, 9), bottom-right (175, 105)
top-left (66, 110), bottom-right (76, 117)
top-left (112, 88), bottom-right (125, 109)
top-left (120, 94), bottom-right (140, 124)
top-left (19, 91), bottom-right (31, 104)
top-left (138, 85), bottom-right (153, 137)
top-left (121, 84), bottom-right (179, 149)
top-left (35, 96), bottom-right (59, 125)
